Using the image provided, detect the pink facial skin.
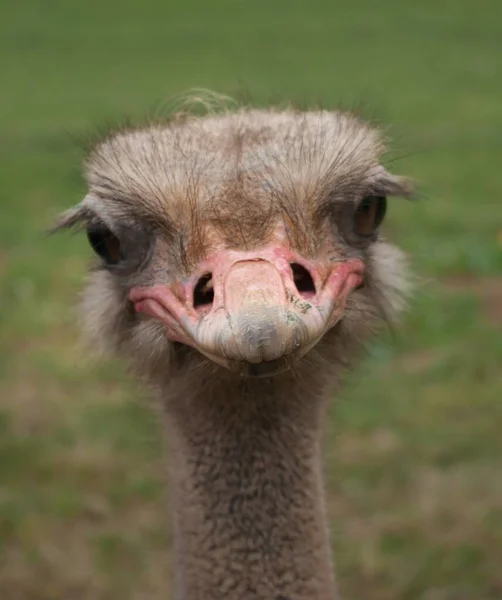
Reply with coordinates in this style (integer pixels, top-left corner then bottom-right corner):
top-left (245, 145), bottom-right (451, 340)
top-left (129, 242), bottom-right (364, 377)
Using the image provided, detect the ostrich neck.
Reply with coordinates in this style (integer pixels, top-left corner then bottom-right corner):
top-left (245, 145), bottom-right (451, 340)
top-left (162, 370), bottom-right (337, 600)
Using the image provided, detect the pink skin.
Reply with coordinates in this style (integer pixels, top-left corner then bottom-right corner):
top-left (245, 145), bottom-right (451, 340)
top-left (129, 243), bottom-right (364, 376)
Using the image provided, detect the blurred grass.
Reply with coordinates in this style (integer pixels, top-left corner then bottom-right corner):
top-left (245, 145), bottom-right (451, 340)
top-left (1, 0), bottom-right (502, 598)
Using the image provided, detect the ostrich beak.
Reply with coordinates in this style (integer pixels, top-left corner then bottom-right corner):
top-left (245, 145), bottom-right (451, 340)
top-left (130, 249), bottom-right (364, 377)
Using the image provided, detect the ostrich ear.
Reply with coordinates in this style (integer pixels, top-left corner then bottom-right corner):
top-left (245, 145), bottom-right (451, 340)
top-left (49, 195), bottom-right (98, 233)
top-left (374, 168), bottom-right (416, 200)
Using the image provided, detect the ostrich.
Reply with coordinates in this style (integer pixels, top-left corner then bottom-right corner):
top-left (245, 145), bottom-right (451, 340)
top-left (54, 103), bottom-right (413, 600)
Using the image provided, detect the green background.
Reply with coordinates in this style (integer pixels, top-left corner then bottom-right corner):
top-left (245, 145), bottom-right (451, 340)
top-left (1, 1), bottom-right (502, 598)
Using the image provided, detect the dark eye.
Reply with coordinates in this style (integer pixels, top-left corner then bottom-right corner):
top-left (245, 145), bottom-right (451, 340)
top-left (86, 222), bottom-right (122, 265)
top-left (354, 196), bottom-right (387, 237)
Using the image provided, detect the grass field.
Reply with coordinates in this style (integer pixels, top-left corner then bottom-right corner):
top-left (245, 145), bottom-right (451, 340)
top-left (1, 1), bottom-right (502, 598)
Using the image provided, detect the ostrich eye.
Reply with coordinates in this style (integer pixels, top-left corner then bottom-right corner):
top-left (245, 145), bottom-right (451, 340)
top-left (86, 223), bottom-right (122, 265)
top-left (354, 196), bottom-right (387, 237)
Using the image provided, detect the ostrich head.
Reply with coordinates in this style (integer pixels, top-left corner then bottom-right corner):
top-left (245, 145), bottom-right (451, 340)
top-left (55, 107), bottom-right (412, 386)
top-left (54, 103), bottom-right (416, 599)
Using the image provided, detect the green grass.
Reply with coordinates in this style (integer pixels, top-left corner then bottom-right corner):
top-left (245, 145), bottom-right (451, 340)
top-left (1, 0), bottom-right (502, 598)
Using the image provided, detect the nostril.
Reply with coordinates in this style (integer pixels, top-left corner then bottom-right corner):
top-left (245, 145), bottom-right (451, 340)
top-left (290, 263), bottom-right (316, 298)
top-left (193, 273), bottom-right (214, 309)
